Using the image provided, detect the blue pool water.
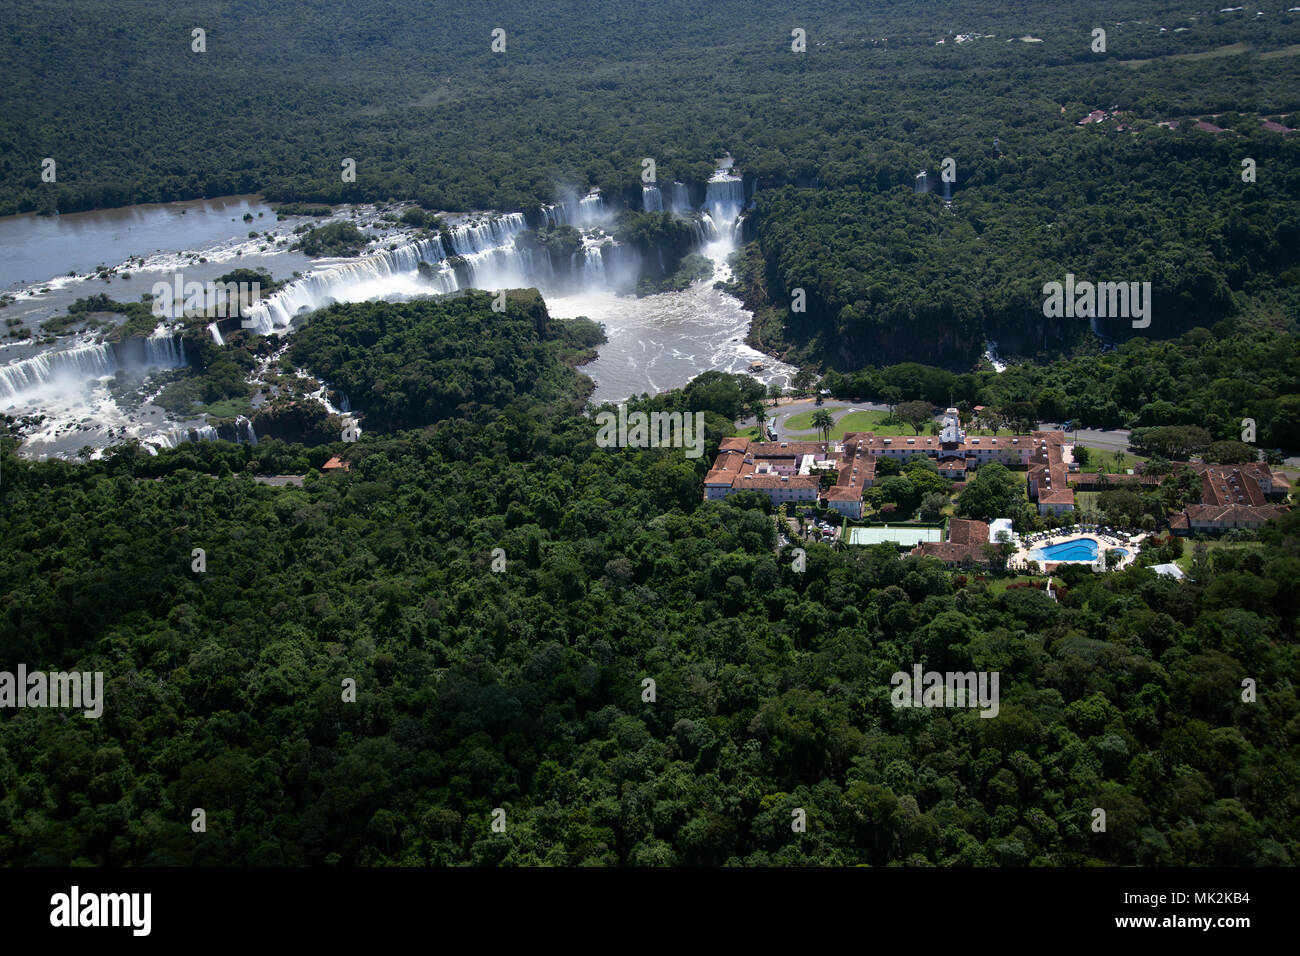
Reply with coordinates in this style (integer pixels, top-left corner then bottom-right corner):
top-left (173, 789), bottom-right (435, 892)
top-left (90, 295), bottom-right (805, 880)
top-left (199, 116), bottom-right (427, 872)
top-left (1029, 538), bottom-right (1129, 562)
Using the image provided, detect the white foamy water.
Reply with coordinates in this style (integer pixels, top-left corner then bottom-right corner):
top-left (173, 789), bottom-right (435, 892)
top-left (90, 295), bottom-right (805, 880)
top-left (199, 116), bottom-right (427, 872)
top-left (4, 169), bottom-right (793, 456)
top-left (550, 232), bottom-right (794, 402)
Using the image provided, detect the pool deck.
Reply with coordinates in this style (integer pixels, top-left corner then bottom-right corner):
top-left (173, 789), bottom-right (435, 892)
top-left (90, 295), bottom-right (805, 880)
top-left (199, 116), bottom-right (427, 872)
top-left (1009, 527), bottom-right (1148, 573)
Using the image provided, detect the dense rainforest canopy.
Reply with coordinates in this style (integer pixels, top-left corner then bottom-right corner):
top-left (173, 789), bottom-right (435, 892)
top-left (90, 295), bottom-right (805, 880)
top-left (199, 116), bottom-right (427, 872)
top-left (817, 320), bottom-right (1300, 446)
top-left (1, 1), bottom-right (1299, 868)
top-left (1, 292), bottom-right (1296, 866)
top-left (3, 1), bottom-right (1299, 364)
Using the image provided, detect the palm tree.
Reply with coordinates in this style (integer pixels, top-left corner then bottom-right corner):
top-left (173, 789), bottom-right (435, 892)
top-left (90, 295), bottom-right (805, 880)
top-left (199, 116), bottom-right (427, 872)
top-left (811, 409), bottom-right (835, 444)
top-left (748, 400), bottom-right (767, 438)
top-left (768, 383), bottom-right (784, 407)
top-left (881, 386), bottom-right (902, 422)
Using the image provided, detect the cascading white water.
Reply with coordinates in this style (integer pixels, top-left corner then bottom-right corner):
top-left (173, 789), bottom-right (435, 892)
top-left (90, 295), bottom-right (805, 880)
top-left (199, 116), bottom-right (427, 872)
top-left (235, 415), bottom-right (258, 445)
top-left (241, 236), bottom-right (455, 335)
top-left (139, 423), bottom-right (222, 453)
top-left (705, 177), bottom-right (745, 231)
top-left (570, 241), bottom-right (611, 286)
top-left (668, 182), bottom-right (691, 214)
top-left (0, 344), bottom-right (115, 400)
top-left (142, 425), bottom-right (190, 451)
top-left (10, 165), bottom-right (780, 458)
top-left (448, 214), bottom-right (557, 290)
top-left (218, 183), bottom-right (748, 342)
top-left (543, 192), bottom-right (609, 228)
top-left (446, 214), bottom-right (527, 255)
top-left (144, 328), bottom-right (186, 368)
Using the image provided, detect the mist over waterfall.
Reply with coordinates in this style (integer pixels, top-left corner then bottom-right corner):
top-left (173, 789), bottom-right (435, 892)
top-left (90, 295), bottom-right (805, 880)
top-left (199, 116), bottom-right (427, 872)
top-left (705, 176), bottom-right (745, 242)
top-left (5, 161), bottom-right (778, 459)
top-left (146, 329), bottom-right (186, 368)
top-left (0, 333), bottom-right (188, 403)
top-left (543, 192), bottom-right (608, 228)
top-left (445, 213), bottom-right (558, 291)
top-left (642, 183), bottom-right (691, 214)
top-left (230, 172), bottom-right (754, 346)
top-left (241, 236), bottom-right (454, 335)
top-left (0, 345), bottom-right (115, 400)
top-left (545, 165), bottom-right (795, 405)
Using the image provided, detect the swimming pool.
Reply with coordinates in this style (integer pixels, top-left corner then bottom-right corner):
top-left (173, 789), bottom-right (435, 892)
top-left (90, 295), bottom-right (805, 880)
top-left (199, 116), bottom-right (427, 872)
top-left (1029, 538), bottom-right (1129, 563)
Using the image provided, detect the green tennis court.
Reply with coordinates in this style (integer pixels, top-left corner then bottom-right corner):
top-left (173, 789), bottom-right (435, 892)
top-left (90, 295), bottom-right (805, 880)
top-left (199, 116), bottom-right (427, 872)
top-left (847, 526), bottom-right (944, 547)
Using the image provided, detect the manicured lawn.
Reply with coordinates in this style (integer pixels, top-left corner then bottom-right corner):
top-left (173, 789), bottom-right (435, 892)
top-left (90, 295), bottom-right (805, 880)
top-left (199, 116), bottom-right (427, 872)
top-left (1175, 539), bottom-right (1265, 571)
top-left (836, 410), bottom-right (917, 437)
top-left (786, 409), bottom-right (924, 441)
top-left (783, 406), bottom-right (845, 431)
top-left (1077, 447), bottom-right (1149, 474)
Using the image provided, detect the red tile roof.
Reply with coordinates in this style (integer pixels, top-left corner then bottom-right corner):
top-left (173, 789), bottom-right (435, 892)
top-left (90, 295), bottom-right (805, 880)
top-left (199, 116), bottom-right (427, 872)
top-left (912, 519), bottom-right (991, 564)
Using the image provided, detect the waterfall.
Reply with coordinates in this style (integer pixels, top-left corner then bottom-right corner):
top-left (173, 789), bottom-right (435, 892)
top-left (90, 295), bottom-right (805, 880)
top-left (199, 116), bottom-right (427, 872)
top-left (668, 182), bottom-right (691, 214)
top-left (446, 214), bottom-right (556, 290)
top-left (237, 416), bottom-right (258, 445)
top-left (578, 193), bottom-right (607, 223)
top-left (144, 328), bottom-right (186, 368)
top-left (208, 322), bottom-right (224, 345)
top-left (580, 242), bottom-right (608, 284)
top-left (446, 214), bottom-right (527, 255)
top-left (208, 183), bottom-right (749, 341)
top-left (983, 339), bottom-right (1008, 373)
top-left (142, 426), bottom-right (188, 452)
top-left (139, 423), bottom-right (221, 453)
top-left (704, 176), bottom-right (745, 232)
top-left (0, 343), bottom-right (116, 400)
top-left (545, 192), bottom-right (607, 227)
top-left (241, 236), bottom-right (454, 335)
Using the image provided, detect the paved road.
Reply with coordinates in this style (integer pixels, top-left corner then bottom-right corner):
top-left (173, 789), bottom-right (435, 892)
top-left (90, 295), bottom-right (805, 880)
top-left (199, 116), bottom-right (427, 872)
top-left (1039, 423), bottom-right (1132, 454)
